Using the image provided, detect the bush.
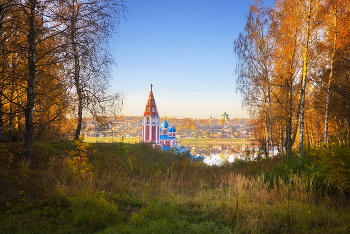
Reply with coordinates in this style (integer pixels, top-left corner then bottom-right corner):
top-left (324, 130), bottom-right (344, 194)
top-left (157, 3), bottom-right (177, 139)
top-left (314, 145), bottom-right (350, 190)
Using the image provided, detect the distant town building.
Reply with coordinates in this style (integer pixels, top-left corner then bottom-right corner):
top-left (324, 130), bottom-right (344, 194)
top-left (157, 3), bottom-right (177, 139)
top-left (142, 85), bottom-right (178, 149)
top-left (218, 112), bottom-right (230, 125)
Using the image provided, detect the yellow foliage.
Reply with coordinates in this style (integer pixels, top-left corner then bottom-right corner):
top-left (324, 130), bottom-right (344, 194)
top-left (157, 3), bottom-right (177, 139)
top-left (218, 118), bottom-right (228, 125)
top-left (189, 122), bottom-right (196, 131)
top-left (68, 137), bottom-right (93, 175)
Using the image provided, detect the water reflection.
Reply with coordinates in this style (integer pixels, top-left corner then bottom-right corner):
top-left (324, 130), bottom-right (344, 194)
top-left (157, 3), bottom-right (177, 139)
top-left (183, 144), bottom-right (259, 165)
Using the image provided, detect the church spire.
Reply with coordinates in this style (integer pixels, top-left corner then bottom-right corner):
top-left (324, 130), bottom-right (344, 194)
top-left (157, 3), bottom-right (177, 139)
top-left (142, 85), bottom-right (160, 144)
top-left (143, 84), bottom-right (159, 116)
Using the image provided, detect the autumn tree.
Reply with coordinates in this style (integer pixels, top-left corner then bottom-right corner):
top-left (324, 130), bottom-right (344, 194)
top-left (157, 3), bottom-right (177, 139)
top-left (234, 0), bottom-right (275, 156)
top-left (267, 0), bottom-right (302, 156)
top-left (294, 0), bottom-right (323, 155)
top-left (57, 0), bottom-right (126, 140)
top-left (9, 0), bottom-right (70, 164)
top-left (0, 0), bottom-right (126, 165)
top-left (0, 0), bottom-right (17, 140)
top-left (320, 0), bottom-right (350, 143)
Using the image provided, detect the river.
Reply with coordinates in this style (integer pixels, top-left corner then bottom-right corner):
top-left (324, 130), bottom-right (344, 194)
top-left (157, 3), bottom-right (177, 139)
top-left (181, 143), bottom-right (260, 165)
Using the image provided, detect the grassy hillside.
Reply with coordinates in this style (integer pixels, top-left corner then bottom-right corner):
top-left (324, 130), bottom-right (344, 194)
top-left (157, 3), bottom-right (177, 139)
top-left (0, 141), bottom-right (349, 233)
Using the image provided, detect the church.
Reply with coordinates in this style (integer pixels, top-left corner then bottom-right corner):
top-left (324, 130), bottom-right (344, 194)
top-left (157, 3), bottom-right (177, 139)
top-left (142, 85), bottom-right (178, 150)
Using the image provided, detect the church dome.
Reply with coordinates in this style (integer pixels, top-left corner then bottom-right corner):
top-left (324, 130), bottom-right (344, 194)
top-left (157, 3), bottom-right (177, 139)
top-left (169, 126), bottom-right (177, 132)
top-left (161, 120), bottom-right (169, 128)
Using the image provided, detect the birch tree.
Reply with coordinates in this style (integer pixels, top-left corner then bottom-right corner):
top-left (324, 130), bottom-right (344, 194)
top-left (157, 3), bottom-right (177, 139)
top-left (322, 0), bottom-right (350, 143)
top-left (12, 0), bottom-right (67, 164)
top-left (292, 0), bottom-right (323, 156)
top-left (235, 0), bottom-right (329, 156)
top-left (57, 0), bottom-right (126, 140)
top-left (234, 0), bottom-right (275, 156)
top-left (269, 0), bottom-right (302, 157)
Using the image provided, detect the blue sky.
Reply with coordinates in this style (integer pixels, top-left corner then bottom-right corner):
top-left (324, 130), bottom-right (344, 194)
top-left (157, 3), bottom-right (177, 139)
top-left (111, 0), bottom-right (273, 119)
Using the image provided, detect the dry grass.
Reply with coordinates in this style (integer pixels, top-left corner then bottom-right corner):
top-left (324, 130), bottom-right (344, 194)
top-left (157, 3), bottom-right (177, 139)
top-left (1, 142), bottom-right (349, 233)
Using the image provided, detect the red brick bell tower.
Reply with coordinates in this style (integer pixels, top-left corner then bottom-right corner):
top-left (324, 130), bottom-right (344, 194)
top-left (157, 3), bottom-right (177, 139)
top-left (142, 85), bottom-right (160, 144)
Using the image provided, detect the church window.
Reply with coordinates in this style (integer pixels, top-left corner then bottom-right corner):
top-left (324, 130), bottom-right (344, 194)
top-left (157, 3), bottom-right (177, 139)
top-left (152, 116), bottom-right (155, 123)
top-left (146, 117), bottom-right (150, 124)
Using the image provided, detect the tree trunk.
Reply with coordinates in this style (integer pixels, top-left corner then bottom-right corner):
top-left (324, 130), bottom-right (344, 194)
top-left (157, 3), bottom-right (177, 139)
top-left (323, 80), bottom-right (331, 143)
top-left (8, 104), bottom-right (13, 142)
top-left (24, 0), bottom-right (37, 165)
top-left (263, 113), bottom-right (269, 157)
top-left (324, 13), bottom-right (338, 143)
top-left (268, 88), bottom-right (273, 157)
top-left (285, 117), bottom-right (293, 158)
top-left (70, 2), bottom-right (83, 141)
top-left (0, 98), bottom-right (4, 137)
top-left (298, 59), bottom-right (307, 157)
top-left (284, 83), bottom-right (293, 158)
top-left (298, 2), bottom-right (312, 157)
top-left (346, 112), bottom-right (350, 146)
top-left (0, 3), bottom-right (5, 138)
top-left (74, 86), bottom-right (83, 140)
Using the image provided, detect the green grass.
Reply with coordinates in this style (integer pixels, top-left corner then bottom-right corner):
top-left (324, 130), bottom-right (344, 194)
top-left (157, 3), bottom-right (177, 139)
top-left (0, 141), bottom-right (350, 233)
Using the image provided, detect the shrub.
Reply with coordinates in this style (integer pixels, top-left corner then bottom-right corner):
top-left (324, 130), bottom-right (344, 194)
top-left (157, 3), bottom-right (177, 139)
top-left (314, 146), bottom-right (350, 190)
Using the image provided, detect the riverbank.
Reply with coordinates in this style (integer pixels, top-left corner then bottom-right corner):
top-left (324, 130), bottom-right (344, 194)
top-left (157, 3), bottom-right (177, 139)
top-left (178, 138), bottom-right (258, 145)
top-left (83, 137), bottom-right (258, 145)
top-left (83, 137), bottom-right (141, 144)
